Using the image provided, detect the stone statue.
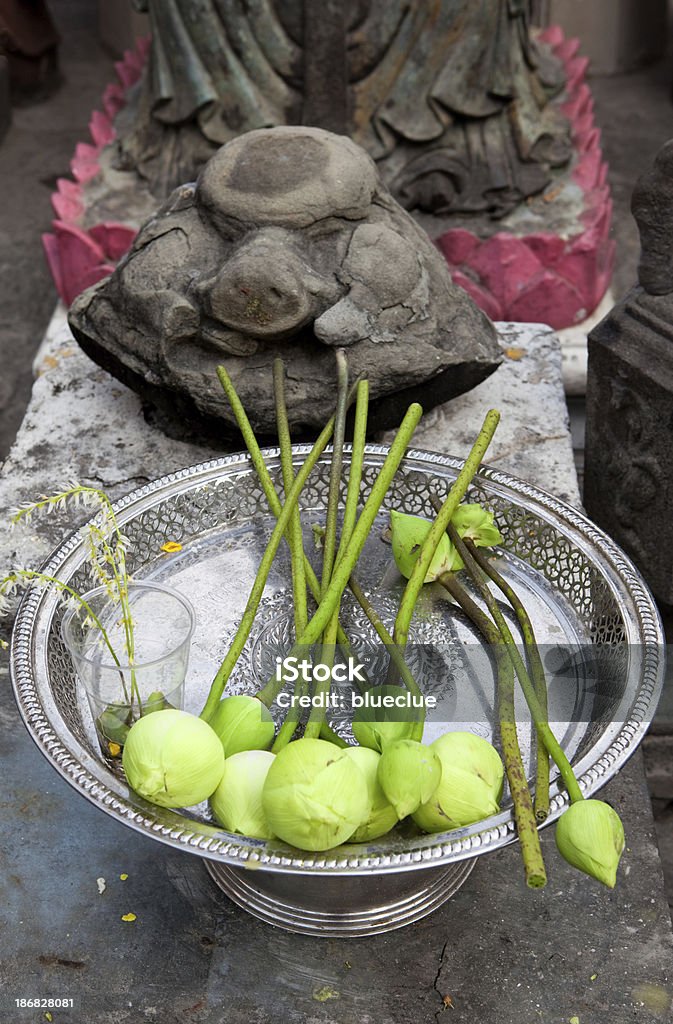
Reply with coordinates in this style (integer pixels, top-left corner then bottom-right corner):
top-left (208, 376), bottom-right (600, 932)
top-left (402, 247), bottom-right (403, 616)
top-left (118, 0), bottom-right (571, 218)
top-left (631, 140), bottom-right (673, 295)
top-left (69, 126), bottom-right (501, 442)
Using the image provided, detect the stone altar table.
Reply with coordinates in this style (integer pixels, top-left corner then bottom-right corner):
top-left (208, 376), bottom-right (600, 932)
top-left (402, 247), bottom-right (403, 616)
top-left (0, 309), bottom-right (671, 1023)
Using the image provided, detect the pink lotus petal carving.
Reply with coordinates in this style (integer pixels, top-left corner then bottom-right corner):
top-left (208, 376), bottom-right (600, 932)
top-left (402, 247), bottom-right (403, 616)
top-left (89, 223), bottom-right (138, 262)
top-left (89, 109), bottom-right (116, 148)
top-left (42, 222), bottom-right (114, 306)
top-left (46, 35), bottom-right (149, 304)
top-left (70, 142), bottom-right (101, 183)
top-left (102, 82), bottom-right (125, 119)
top-left (51, 178), bottom-right (84, 223)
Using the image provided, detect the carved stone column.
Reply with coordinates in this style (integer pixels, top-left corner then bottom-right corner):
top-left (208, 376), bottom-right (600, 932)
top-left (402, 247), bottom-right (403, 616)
top-left (584, 140), bottom-right (673, 604)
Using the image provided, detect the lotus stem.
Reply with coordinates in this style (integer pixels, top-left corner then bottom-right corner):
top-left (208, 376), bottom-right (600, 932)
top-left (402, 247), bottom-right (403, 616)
top-left (439, 572), bottom-right (547, 889)
top-left (256, 401), bottom-right (424, 708)
top-left (444, 522), bottom-right (583, 806)
top-left (347, 574), bottom-right (424, 742)
top-left (216, 363), bottom-right (361, 682)
top-left (393, 409), bottom-right (500, 649)
top-left (305, 350), bottom-right (349, 739)
top-left (273, 358), bottom-right (308, 638)
top-left (464, 538), bottom-right (550, 822)
top-left (201, 366), bottom-right (346, 721)
top-left (337, 379), bottom-right (369, 563)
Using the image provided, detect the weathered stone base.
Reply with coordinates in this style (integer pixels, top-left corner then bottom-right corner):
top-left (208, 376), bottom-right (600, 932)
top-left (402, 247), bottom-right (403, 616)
top-left (585, 289), bottom-right (673, 604)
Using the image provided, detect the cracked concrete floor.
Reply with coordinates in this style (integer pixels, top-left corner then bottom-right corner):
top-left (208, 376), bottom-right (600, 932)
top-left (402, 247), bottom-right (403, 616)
top-left (0, 7), bottom-right (672, 915)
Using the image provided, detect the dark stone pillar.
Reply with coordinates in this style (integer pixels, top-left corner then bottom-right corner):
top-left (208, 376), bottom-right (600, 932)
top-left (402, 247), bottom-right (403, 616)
top-left (585, 140), bottom-right (673, 604)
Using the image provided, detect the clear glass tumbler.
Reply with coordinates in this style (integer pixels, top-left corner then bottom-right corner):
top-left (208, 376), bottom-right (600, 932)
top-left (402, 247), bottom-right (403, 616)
top-left (62, 581), bottom-right (196, 762)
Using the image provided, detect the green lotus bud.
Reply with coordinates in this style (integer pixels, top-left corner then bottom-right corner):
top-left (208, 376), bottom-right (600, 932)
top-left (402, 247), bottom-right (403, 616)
top-left (452, 503), bottom-right (502, 549)
top-left (412, 731), bottom-right (504, 832)
top-left (122, 709), bottom-right (225, 809)
top-left (377, 740), bottom-right (442, 818)
top-left (262, 738), bottom-right (369, 851)
top-left (210, 750), bottom-right (276, 840)
top-left (143, 690), bottom-right (169, 714)
top-left (390, 511), bottom-right (460, 583)
top-left (207, 694), bottom-right (275, 756)
top-left (352, 684), bottom-right (419, 753)
top-left (344, 746), bottom-right (398, 842)
top-left (555, 799), bottom-right (625, 888)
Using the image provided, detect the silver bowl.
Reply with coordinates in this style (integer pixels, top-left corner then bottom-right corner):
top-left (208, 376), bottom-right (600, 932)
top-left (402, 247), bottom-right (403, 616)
top-left (10, 446), bottom-right (665, 936)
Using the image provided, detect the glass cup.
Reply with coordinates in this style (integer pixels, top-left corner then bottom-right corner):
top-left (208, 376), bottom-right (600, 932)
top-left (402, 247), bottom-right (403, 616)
top-left (62, 581), bottom-right (196, 762)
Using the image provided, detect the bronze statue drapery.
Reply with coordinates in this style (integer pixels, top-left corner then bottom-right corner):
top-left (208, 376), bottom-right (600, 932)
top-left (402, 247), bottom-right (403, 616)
top-left (119, 0), bottom-right (571, 217)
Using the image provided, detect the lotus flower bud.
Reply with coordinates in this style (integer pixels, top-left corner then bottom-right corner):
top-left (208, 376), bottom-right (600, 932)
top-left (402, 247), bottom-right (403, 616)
top-left (390, 511), bottom-right (460, 582)
top-left (344, 746), bottom-right (398, 842)
top-left (122, 709), bottom-right (225, 809)
top-left (412, 731), bottom-right (504, 832)
top-left (210, 750), bottom-right (276, 840)
top-left (207, 694), bottom-right (275, 756)
top-left (143, 690), bottom-right (170, 713)
top-left (352, 684), bottom-right (419, 753)
top-left (555, 799), bottom-right (625, 888)
top-left (262, 738), bottom-right (370, 851)
top-left (451, 503), bottom-right (503, 550)
top-left (377, 740), bottom-right (442, 818)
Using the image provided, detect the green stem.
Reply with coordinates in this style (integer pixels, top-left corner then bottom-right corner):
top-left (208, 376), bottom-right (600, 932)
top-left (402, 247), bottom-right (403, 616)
top-left (256, 401), bottom-right (423, 708)
top-left (347, 574), bottom-right (424, 741)
top-left (320, 350), bottom-right (349, 599)
top-left (393, 409), bottom-right (500, 648)
top-left (444, 524), bottom-right (583, 806)
top-left (319, 722), bottom-right (348, 748)
top-left (337, 380), bottom-right (369, 565)
top-left (273, 358), bottom-right (308, 638)
top-left (215, 365), bottom-right (358, 675)
top-left (439, 572), bottom-right (547, 889)
top-left (465, 539), bottom-right (550, 822)
top-left (305, 351), bottom-right (349, 739)
top-left (201, 366), bottom-right (345, 721)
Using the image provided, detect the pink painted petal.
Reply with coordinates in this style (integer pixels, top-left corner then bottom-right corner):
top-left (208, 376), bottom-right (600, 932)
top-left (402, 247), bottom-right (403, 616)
top-left (561, 83), bottom-right (592, 122)
top-left (71, 142), bottom-right (101, 183)
top-left (89, 109), bottom-right (115, 147)
top-left (450, 269), bottom-right (504, 321)
top-left (469, 234), bottom-right (543, 308)
top-left (556, 38), bottom-right (581, 62)
top-left (507, 270), bottom-right (585, 329)
top-left (566, 56), bottom-right (590, 91)
top-left (49, 222), bottom-right (106, 304)
top-left (573, 150), bottom-right (604, 191)
top-left (525, 233), bottom-right (566, 268)
top-left (72, 263), bottom-right (116, 302)
top-left (51, 178), bottom-right (84, 223)
top-left (538, 25), bottom-right (564, 48)
top-left (115, 51), bottom-right (142, 90)
top-left (89, 222), bottom-right (137, 261)
top-left (436, 228), bottom-right (479, 265)
top-left (103, 82), bottom-right (125, 118)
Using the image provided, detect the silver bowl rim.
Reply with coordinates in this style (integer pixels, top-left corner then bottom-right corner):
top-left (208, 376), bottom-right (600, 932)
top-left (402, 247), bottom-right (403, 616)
top-left (9, 444), bottom-right (666, 874)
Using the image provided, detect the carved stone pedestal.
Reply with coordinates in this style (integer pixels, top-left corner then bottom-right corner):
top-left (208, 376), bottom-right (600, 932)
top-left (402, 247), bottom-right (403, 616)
top-left (585, 139), bottom-right (673, 605)
top-left (585, 292), bottom-right (673, 604)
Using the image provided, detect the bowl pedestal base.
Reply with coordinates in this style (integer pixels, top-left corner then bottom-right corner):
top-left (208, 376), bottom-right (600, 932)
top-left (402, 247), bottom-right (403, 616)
top-left (203, 857), bottom-right (477, 936)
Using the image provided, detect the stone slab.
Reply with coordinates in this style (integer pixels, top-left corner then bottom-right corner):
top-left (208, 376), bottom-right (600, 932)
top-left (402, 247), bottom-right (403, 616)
top-left (0, 308), bottom-right (671, 1023)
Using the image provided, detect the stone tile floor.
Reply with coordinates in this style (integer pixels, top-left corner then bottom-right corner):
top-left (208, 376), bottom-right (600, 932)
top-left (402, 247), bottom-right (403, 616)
top-left (0, 3), bottom-right (671, 914)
